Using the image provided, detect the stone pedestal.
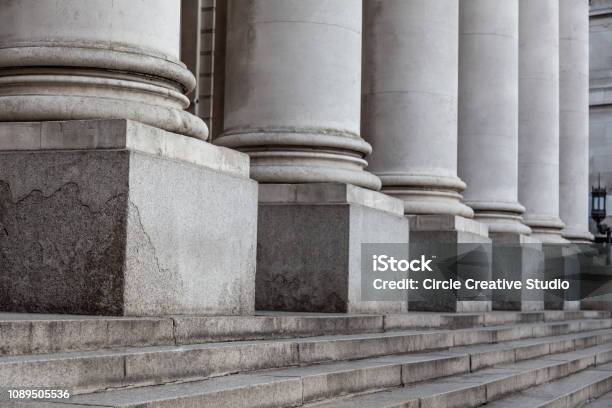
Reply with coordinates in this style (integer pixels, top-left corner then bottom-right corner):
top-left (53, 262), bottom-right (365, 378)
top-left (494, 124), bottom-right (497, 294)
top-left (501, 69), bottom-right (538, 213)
top-left (255, 183), bottom-right (409, 314)
top-left (542, 245), bottom-right (584, 311)
top-left (0, 120), bottom-right (257, 316)
top-left (490, 233), bottom-right (544, 312)
top-left (407, 215), bottom-right (492, 313)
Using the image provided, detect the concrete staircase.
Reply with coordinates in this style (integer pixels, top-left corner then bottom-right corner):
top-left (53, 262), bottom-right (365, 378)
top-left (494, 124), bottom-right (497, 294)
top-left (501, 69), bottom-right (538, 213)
top-left (4, 311), bottom-right (612, 407)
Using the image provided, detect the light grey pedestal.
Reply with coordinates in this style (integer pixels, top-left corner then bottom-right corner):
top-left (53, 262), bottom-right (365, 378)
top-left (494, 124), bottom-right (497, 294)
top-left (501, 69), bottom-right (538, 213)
top-left (255, 183), bottom-right (409, 313)
top-left (490, 233), bottom-right (544, 311)
top-left (407, 215), bottom-right (492, 313)
top-left (0, 120), bottom-right (258, 316)
top-left (543, 244), bottom-right (586, 311)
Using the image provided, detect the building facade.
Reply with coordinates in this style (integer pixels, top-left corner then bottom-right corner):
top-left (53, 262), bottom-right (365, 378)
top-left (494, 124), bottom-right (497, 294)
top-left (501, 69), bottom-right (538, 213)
top-left (0, 0), bottom-right (594, 316)
top-left (590, 0), bottom-right (612, 232)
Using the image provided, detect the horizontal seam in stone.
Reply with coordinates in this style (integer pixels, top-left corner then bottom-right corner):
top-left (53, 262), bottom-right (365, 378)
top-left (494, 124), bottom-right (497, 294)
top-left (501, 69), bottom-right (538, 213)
top-left (253, 20), bottom-right (360, 35)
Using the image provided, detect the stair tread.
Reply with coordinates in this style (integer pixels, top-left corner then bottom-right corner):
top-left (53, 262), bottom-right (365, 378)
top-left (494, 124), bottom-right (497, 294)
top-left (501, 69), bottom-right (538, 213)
top-left (484, 362), bottom-right (612, 407)
top-left (3, 321), bottom-right (612, 400)
top-left (2, 311), bottom-right (609, 357)
top-left (306, 345), bottom-right (612, 407)
top-left (2, 318), bottom-right (609, 363)
top-left (34, 341), bottom-right (612, 407)
top-left (584, 390), bottom-right (612, 407)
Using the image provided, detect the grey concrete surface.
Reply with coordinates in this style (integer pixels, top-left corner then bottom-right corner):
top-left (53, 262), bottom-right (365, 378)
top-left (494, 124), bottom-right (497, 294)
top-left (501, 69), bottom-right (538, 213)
top-left (255, 183), bottom-right (408, 313)
top-left (2, 311), bottom-right (608, 356)
top-left (490, 233), bottom-right (545, 311)
top-left (407, 215), bottom-right (492, 313)
top-left (0, 130), bottom-right (257, 315)
top-left (0, 120), bottom-right (248, 177)
top-left (268, 346), bottom-right (612, 408)
top-left (487, 362), bottom-right (612, 407)
top-left (3, 318), bottom-right (611, 395)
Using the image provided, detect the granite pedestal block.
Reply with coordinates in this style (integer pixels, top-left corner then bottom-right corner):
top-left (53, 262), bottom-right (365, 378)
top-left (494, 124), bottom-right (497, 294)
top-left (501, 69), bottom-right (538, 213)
top-left (407, 215), bottom-right (492, 313)
top-left (490, 233), bottom-right (544, 311)
top-left (255, 183), bottom-right (409, 313)
top-left (542, 244), bottom-right (583, 311)
top-left (0, 120), bottom-right (258, 315)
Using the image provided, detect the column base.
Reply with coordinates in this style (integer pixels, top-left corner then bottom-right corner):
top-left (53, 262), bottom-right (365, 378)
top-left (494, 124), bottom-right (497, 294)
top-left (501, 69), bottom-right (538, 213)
top-left (564, 300), bottom-right (581, 311)
top-left (407, 215), bottom-right (492, 313)
top-left (380, 174), bottom-right (474, 218)
top-left (524, 215), bottom-right (569, 244)
top-left (255, 183), bottom-right (409, 313)
top-left (468, 201), bottom-right (532, 235)
top-left (0, 120), bottom-right (258, 316)
top-left (543, 244), bottom-right (581, 310)
top-left (490, 233), bottom-right (545, 311)
top-left (562, 228), bottom-right (594, 244)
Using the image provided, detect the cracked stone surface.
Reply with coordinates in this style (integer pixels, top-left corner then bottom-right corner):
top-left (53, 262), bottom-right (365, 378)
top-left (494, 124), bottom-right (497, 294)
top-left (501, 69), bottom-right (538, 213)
top-left (0, 149), bottom-right (258, 316)
top-left (0, 150), bottom-right (129, 315)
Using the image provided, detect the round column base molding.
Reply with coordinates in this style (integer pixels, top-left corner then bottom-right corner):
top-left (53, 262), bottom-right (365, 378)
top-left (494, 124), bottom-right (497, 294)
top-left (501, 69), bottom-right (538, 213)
top-left (216, 129), bottom-right (373, 156)
top-left (382, 187), bottom-right (474, 218)
top-left (0, 45), bottom-right (196, 93)
top-left (468, 200), bottom-right (527, 215)
top-left (246, 149), bottom-right (381, 190)
top-left (250, 164), bottom-right (381, 191)
top-left (0, 94), bottom-right (208, 140)
top-left (561, 228), bottom-right (595, 244)
top-left (524, 216), bottom-right (568, 244)
top-left (216, 130), bottom-right (380, 190)
top-left (524, 216), bottom-right (565, 231)
top-left (529, 230), bottom-right (569, 244)
top-left (473, 214), bottom-right (532, 235)
top-left (467, 200), bottom-right (531, 234)
top-left (378, 173), bottom-right (467, 192)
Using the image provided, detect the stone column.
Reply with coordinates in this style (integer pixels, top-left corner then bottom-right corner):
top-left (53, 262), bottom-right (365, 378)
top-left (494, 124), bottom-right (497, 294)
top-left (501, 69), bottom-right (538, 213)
top-left (458, 0), bottom-right (529, 235)
top-left (180, 0), bottom-right (202, 116)
top-left (0, 0), bottom-right (208, 140)
top-left (458, 0), bottom-right (543, 312)
top-left (216, 0), bottom-right (380, 190)
top-left (218, 0), bottom-right (409, 313)
top-left (362, 0), bottom-right (491, 313)
top-left (0, 0), bottom-right (257, 316)
top-left (559, 0), bottom-right (593, 243)
top-left (518, 0), bottom-right (566, 243)
top-left (362, 0), bottom-right (473, 219)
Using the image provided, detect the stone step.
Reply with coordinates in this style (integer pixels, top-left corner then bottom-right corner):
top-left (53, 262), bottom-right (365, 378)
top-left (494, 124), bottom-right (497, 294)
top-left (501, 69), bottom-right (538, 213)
top-left (308, 345), bottom-right (612, 408)
top-left (483, 362), bottom-right (612, 407)
top-left (2, 310), bottom-right (609, 356)
top-left (583, 388), bottom-right (612, 407)
top-left (3, 321), bottom-right (612, 396)
top-left (21, 342), bottom-right (612, 408)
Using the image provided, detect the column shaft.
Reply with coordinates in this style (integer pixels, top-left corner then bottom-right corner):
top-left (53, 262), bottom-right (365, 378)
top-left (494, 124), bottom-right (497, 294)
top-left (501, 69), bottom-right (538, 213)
top-left (559, 0), bottom-right (593, 243)
top-left (458, 0), bottom-right (530, 235)
top-left (362, 0), bottom-right (473, 218)
top-left (518, 0), bottom-right (566, 243)
top-left (0, 0), bottom-right (207, 139)
top-left (216, 0), bottom-right (380, 190)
